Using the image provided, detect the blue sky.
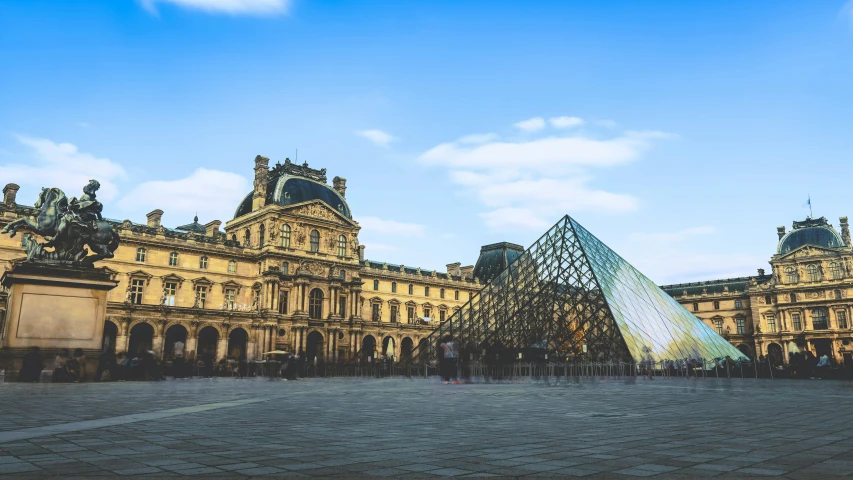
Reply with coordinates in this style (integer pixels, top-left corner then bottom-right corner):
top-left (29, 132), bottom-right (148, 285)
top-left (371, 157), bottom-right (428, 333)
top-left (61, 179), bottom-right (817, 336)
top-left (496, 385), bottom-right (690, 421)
top-left (2, 0), bottom-right (853, 284)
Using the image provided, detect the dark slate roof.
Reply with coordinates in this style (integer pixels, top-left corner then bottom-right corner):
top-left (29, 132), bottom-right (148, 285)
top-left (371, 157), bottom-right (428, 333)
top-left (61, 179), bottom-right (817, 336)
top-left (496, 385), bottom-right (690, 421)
top-left (473, 242), bottom-right (525, 284)
top-left (659, 276), bottom-right (768, 297)
top-left (362, 261), bottom-right (476, 283)
top-left (176, 215), bottom-right (206, 233)
top-left (777, 217), bottom-right (844, 254)
top-left (234, 175), bottom-right (351, 219)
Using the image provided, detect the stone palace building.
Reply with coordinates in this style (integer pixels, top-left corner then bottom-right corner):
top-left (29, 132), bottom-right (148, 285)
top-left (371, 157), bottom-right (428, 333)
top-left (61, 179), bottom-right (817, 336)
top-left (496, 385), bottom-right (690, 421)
top-left (0, 156), bottom-right (482, 364)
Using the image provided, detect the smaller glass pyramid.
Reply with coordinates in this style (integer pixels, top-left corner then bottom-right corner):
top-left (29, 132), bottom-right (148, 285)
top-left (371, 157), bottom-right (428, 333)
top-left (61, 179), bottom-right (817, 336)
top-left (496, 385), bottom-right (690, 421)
top-left (418, 215), bottom-right (748, 363)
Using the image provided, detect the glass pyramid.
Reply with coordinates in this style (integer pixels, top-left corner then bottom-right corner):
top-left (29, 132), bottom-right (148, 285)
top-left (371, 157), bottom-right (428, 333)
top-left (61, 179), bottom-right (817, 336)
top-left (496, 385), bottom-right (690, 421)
top-left (419, 215), bottom-right (748, 363)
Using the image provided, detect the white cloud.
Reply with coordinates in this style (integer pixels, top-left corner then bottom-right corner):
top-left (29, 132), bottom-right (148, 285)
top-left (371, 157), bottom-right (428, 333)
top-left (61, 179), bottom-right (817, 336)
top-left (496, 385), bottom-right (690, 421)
top-left (117, 168), bottom-right (249, 224)
top-left (633, 250), bottom-right (766, 285)
top-left (513, 117), bottom-right (546, 133)
top-left (596, 119), bottom-right (618, 128)
top-left (140, 0), bottom-right (290, 15)
top-left (1, 135), bottom-right (127, 202)
top-left (419, 120), bottom-right (671, 231)
top-left (628, 226), bottom-right (717, 244)
top-left (457, 133), bottom-right (499, 145)
top-left (548, 116), bottom-right (584, 129)
top-left (358, 216), bottom-right (425, 236)
top-left (356, 129), bottom-right (398, 148)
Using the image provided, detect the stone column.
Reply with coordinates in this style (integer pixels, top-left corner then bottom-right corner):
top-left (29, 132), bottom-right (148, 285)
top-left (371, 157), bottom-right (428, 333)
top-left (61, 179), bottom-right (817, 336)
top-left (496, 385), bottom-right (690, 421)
top-left (216, 336), bottom-right (227, 360)
top-left (185, 322), bottom-right (199, 358)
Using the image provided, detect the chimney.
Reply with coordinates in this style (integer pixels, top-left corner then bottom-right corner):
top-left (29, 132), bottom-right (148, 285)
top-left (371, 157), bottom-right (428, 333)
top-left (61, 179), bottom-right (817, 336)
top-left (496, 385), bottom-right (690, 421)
top-left (358, 245), bottom-right (365, 262)
top-left (777, 226), bottom-right (786, 240)
top-left (841, 217), bottom-right (851, 247)
top-left (758, 268), bottom-right (765, 276)
top-left (446, 262), bottom-right (462, 277)
top-left (252, 155), bottom-right (270, 211)
top-left (2, 183), bottom-right (19, 207)
top-left (333, 176), bottom-right (347, 197)
top-left (205, 220), bottom-right (222, 238)
top-left (146, 209), bottom-right (163, 228)
top-left (460, 265), bottom-right (474, 280)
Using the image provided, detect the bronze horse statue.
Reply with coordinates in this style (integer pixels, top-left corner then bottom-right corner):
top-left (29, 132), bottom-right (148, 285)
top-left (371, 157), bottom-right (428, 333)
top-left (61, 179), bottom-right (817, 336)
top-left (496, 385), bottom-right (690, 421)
top-left (2, 184), bottom-right (120, 266)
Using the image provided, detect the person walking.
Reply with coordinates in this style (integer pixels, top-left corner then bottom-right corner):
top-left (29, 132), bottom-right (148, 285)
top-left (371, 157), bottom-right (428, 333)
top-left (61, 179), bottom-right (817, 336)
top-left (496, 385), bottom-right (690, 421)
top-left (440, 335), bottom-right (459, 384)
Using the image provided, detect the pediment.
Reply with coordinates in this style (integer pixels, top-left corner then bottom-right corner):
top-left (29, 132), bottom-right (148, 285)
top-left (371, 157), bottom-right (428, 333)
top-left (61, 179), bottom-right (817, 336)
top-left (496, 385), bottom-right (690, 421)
top-left (161, 273), bottom-right (185, 287)
top-left (127, 270), bottom-right (153, 285)
top-left (778, 244), bottom-right (841, 260)
top-left (281, 201), bottom-right (357, 227)
top-left (192, 276), bottom-right (214, 287)
top-left (220, 280), bottom-right (243, 294)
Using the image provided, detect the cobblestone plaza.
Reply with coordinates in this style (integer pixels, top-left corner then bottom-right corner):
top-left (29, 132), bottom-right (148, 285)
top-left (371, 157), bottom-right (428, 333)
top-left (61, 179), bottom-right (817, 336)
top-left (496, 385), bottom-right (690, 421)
top-left (1, 378), bottom-right (853, 478)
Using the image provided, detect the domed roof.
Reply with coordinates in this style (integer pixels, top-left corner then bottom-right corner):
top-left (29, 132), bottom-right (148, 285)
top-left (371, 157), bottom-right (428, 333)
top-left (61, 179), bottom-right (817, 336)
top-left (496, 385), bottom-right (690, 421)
top-left (777, 217), bottom-right (844, 254)
top-left (473, 242), bottom-right (525, 284)
top-left (234, 168), bottom-right (351, 220)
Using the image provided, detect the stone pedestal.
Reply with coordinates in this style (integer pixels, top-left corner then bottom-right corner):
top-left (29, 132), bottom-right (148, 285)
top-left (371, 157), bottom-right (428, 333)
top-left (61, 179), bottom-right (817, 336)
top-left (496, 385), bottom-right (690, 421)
top-left (1, 263), bottom-right (118, 380)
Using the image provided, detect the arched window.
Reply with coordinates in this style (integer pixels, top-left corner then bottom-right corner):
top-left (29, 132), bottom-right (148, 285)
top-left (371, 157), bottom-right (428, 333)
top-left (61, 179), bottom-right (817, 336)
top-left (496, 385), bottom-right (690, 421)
top-left (169, 252), bottom-right (178, 266)
top-left (199, 256), bottom-right (208, 269)
top-left (785, 266), bottom-right (798, 284)
top-left (231, 234), bottom-right (237, 243)
top-left (243, 229), bottom-right (251, 247)
top-left (337, 235), bottom-right (346, 257)
top-left (259, 224), bottom-right (265, 247)
top-left (830, 262), bottom-right (842, 279)
top-left (391, 282), bottom-right (397, 293)
top-left (309, 229), bottom-right (319, 252)
top-left (765, 295), bottom-right (772, 305)
top-left (812, 308), bottom-right (829, 330)
top-left (227, 260), bottom-right (236, 273)
top-left (808, 264), bottom-right (819, 282)
top-left (280, 224), bottom-right (291, 248)
top-left (790, 293), bottom-right (797, 303)
top-left (136, 248), bottom-right (146, 262)
top-left (308, 288), bottom-right (323, 319)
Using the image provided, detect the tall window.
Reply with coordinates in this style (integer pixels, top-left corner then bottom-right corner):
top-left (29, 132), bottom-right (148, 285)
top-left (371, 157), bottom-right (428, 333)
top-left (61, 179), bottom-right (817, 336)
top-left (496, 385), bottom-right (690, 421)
top-left (790, 293), bottom-right (797, 303)
top-left (765, 295), bottom-right (772, 305)
top-left (225, 288), bottom-right (236, 310)
top-left (280, 224), bottom-right (291, 248)
top-left (424, 307), bottom-right (431, 319)
top-left (812, 308), bottom-right (829, 330)
top-left (455, 290), bottom-right (459, 301)
top-left (371, 303), bottom-right (380, 322)
top-left (308, 289), bottom-right (323, 319)
top-left (735, 299), bottom-right (742, 309)
top-left (440, 288), bottom-right (445, 299)
top-left (339, 296), bottom-right (346, 318)
top-left (195, 286), bottom-right (207, 309)
top-left (231, 234), bottom-right (237, 243)
top-left (767, 315), bottom-right (776, 333)
top-left (692, 303), bottom-right (699, 312)
top-left (831, 262), bottom-right (843, 279)
top-left (257, 262), bottom-right (262, 275)
top-left (309, 229), bottom-right (319, 252)
top-left (713, 301), bottom-right (720, 310)
top-left (785, 266), bottom-right (798, 284)
top-left (714, 318), bottom-right (723, 334)
top-left (736, 317), bottom-right (745, 334)
top-left (131, 279), bottom-right (145, 304)
top-left (337, 235), bottom-right (346, 257)
top-left (837, 310), bottom-right (848, 329)
top-left (136, 248), bottom-right (146, 262)
top-left (279, 290), bottom-right (289, 314)
top-left (259, 224), bottom-right (265, 247)
top-left (391, 282), bottom-right (397, 293)
top-left (243, 229), bottom-right (251, 247)
top-left (169, 252), bottom-right (178, 266)
top-left (792, 313), bottom-right (802, 331)
top-left (408, 284), bottom-right (413, 295)
top-left (228, 260), bottom-right (236, 273)
top-left (163, 282), bottom-right (176, 306)
top-left (199, 256), bottom-right (208, 269)
top-left (440, 310), bottom-right (446, 322)
top-left (281, 262), bottom-right (289, 275)
top-left (373, 280), bottom-right (379, 290)
top-left (425, 286), bottom-right (430, 297)
top-left (835, 289), bottom-right (843, 300)
top-left (390, 305), bottom-right (398, 323)
top-left (808, 264), bottom-right (819, 282)
top-left (407, 306), bottom-right (415, 323)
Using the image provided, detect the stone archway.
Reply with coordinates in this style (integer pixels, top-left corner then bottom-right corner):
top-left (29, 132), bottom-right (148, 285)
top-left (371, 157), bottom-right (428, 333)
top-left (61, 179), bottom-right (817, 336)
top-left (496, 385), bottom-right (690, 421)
top-left (198, 326), bottom-right (219, 361)
top-left (164, 324), bottom-right (188, 360)
top-left (382, 336), bottom-right (396, 359)
top-left (102, 320), bottom-right (118, 353)
top-left (767, 343), bottom-right (783, 365)
top-left (401, 337), bottom-right (414, 359)
top-left (362, 335), bottom-right (377, 360)
top-left (128, 323), bottom-right (154, 356)
top-left (228, 328), bottom-right (249, 359)
top-left (306, 331), bottom-right (324, 363)
top-left (736, 344), bottom-right (752, 360)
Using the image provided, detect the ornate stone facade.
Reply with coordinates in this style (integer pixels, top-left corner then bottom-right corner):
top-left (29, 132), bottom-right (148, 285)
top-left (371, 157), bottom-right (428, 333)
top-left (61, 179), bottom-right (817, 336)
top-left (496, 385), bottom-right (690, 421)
top-left (0, 156), bottom-right (480, 364)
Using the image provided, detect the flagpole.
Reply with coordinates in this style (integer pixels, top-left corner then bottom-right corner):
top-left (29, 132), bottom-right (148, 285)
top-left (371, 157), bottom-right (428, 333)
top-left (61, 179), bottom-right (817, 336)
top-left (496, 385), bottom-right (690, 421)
top-left (809, 195), bottom-right (813, 218)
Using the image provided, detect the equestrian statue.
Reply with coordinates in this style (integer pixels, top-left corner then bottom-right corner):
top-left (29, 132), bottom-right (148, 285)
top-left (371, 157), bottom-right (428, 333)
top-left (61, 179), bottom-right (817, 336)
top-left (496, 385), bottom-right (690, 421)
top-left (1, 180), bottom-right (120, 266)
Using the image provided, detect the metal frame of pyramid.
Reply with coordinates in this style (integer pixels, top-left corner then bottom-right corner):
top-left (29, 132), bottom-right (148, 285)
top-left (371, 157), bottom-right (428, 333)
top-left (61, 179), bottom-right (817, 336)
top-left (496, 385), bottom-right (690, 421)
top-left (415, 215), bottom-right (748, 364)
